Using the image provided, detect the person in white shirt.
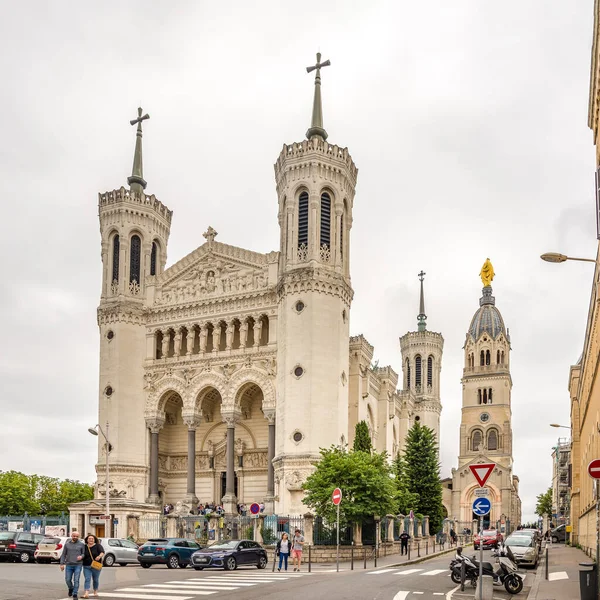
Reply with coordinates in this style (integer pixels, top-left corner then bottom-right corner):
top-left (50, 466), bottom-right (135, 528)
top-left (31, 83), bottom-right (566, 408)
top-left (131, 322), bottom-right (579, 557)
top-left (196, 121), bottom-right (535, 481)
top-left (276, 533), bottom-right (291, 572)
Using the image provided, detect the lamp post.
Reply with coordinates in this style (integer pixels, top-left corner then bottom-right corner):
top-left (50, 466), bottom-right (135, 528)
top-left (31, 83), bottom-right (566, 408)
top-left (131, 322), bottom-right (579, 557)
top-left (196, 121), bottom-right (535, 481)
top-left (540, 253), bottom-right (596, 264)
top-left (88, 422), bottom-right (112, 537)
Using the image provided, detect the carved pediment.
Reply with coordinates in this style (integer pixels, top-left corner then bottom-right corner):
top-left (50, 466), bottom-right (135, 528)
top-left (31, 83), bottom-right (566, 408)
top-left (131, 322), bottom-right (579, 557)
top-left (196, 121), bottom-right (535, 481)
top-left (155, 242), bottom-right (275, 306)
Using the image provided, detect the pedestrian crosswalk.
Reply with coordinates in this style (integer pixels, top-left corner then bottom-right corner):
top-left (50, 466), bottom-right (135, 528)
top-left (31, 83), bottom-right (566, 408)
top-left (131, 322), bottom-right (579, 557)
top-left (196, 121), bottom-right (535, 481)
top-left (368, 568), bottom-right (447, 577)
top-left (86, 571), bottom-right (312, 599)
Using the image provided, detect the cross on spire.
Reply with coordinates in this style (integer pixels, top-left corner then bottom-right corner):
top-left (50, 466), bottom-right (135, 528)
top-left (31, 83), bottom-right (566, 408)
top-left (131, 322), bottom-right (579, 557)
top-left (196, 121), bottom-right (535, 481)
top-left (128, 107), bottom-right (150, 194)
top-left (417, 270), bottom-right (427, 332)
top-left (306, 52), bottom-right (331, 141)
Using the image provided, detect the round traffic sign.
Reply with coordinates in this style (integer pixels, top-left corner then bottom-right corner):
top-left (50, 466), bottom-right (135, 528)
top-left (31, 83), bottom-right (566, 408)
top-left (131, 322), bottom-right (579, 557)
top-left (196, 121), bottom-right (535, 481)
top-left (472, 497), bottom-right (491, 516)
top-left (249, 502), bottom-right (261, 515)
top-left (332, 488), bottom-right (342, 505)
top-left (588, 459), bottom-right (600, 479)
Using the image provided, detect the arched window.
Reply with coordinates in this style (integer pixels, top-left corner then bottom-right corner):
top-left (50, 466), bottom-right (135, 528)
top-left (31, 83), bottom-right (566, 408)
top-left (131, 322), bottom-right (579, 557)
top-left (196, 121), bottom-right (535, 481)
top-left (427, 356), bottom-right (433, 387)
top-left (320, 192), bottom-right (331, 249)
top-left (298, 192), bottom-right (309, 249)
top-left (150, 241), bottom-right (158, 276)
top-left (488, 429), bottom-right (498, 451)
top-left (482, 389), bottom-right (488, 404)
top-left (415, 355), bottom-right (422, 388)
top-left (480, 350), bottom-right (485, 366)
top-left (497, 350), bottom-right (500, 364)
top-left (488, 388), bottom-right (493, 404)
top-left (130, 234), bottom-right (141, 284)
top-left (485, 350), bottom-right (491, 365)
top-left (406, 358), bottom-right (411, 389)
top-left (478, 389), bottom-right (482, 405)
top-left (112, 234), bottom-right (120, 283)
top-left (501, 351), bottom-right (505, 364)
top-left (472, 430), bottom-right (482, 451)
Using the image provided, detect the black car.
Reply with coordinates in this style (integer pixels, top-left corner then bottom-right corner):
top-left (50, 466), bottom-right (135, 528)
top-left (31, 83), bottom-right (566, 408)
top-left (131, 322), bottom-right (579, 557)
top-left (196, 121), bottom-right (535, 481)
top-left (191, 540), bottom-right (268, 571)
top-left (0, 531), bottom-right (45, 563)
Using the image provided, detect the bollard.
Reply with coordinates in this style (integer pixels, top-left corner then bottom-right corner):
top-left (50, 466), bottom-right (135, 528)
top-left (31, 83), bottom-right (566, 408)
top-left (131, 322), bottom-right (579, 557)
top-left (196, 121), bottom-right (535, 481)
top-left (272, 547), bottom-right (276, 572)
top-left (384, 543), bottom-right (387, 557)
top-left (460, 558), bottom-right (466, 592)
top-left (364, 547), bottom-right (367, 569)
top-left (426, 540), bottom-right (428, 555)
top-left (374, 545), bottom-right (378, 568)
top-left (417, 541), bottom-right (420, 558)
top-left (408, 543), bottom-right (411, 561)
top-left (545, 545), bottom-right (548, 580)
top-left (351, 546), bottom-right (354, 570)
top-left (433, 539), bottom-right (436, 553)
top-left (308, 545), bottom-right (311, 573)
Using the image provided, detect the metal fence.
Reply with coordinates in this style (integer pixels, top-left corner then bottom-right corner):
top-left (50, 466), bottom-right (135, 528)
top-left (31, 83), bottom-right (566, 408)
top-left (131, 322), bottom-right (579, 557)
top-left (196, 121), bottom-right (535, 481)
top-left (138, 515), bottom-right (167, 539)
top-left (313, 516), bottom-right (353, 546)
top-left (0, 513), bottom-right (69, 534)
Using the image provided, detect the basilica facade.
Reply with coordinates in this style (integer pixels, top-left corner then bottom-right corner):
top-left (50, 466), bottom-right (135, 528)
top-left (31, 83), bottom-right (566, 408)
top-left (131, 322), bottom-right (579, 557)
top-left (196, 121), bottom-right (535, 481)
top-left (70, 59), bottom-right (445, 531)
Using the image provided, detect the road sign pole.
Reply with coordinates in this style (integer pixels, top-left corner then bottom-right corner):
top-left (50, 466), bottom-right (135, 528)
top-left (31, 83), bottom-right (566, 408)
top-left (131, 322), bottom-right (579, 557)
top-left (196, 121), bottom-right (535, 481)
top-left (336, 501), bottom-right (340, 573)
top-left (479, 515), bottom-right (483, 600)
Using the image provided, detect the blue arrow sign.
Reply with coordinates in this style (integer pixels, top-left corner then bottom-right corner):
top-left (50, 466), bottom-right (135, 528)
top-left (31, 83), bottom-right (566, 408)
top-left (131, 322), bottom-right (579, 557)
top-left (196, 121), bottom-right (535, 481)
top-left (472, 497), bottom-right (491, 516)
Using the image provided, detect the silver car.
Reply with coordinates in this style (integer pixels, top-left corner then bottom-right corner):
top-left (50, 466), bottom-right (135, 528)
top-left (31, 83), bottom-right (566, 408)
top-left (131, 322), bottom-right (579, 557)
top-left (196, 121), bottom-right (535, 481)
top-left (503, 533), bottom-right (539, 568)
top-left (98, 538), bottom-right (139, 567)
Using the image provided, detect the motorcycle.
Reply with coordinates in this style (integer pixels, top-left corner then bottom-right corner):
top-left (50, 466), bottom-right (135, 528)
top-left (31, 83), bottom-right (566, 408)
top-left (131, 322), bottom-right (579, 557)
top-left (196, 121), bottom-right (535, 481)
top-left (450, 545), bottom-right (524, 594)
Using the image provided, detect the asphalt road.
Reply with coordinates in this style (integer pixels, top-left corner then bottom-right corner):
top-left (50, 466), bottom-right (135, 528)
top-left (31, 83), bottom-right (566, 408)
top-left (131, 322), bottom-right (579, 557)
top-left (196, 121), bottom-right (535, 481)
top-left (0, 550), bottom-right (535, 600)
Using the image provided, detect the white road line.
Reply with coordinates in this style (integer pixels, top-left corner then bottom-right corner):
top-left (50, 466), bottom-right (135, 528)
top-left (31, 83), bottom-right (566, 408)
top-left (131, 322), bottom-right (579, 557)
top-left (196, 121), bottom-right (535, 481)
top-left (181, 580), bottom-right (256, 586)
top-left (446, 584), bottom-right (460, 599)
top-left (199, 578), bottom-right (276, 583)
top-left (143, 584), bottom-right (239, 591)
top-left (421, 569), bottom-right (447, 576)
top-left (98, 594), bottom-right (197, 600)
top-left (392, 592), bottom-right (410, 600)
top-left (117, 589), bottom-right (213, 596)
top-left (433, 594), bottom-right (445, 596)
top-left (394, 568), bottom-right (424, 575)
top-left (548, 571), bottom-right (569, 581)
top-left (413, 593), bottom-right (424, 596)
top-left (367, 569), bottom-right (396, 575)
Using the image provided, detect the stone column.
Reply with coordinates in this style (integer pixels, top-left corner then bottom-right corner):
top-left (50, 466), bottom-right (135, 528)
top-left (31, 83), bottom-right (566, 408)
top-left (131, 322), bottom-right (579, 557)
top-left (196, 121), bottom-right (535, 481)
top-left (221, 411), bottom-right (240, 515)
top-left (240, 319), bottom-right (248, 348)
top-left (226, 321), bottom-right (234, 350)
top-left (254, 515), bottom-right (264, 544)
top-left (353, 521), bottom-right (363, 546)
top-left (101, 241), bottom-right (109, 296)
top-left (183, 415), bottom-right (200, 508)
top-left (253, 317), bottom-right (261, 348)
top-left (264, 409), bottom-right (276, 514)
top-left (199, 324), bottom-right (208, 353)
top-left (212, 326), bottom-right (219, 353)
top-left (186, 325), bottom-right (195, 356)
top-left (303, 513), bottom-right (314, 546)
top-left (386, 514), bottom-right (395, 543)
top-left (146, 417), bottom-right (165, 503)
top-left (422, 516), bottom-right (429, 538)
top-left (397, 514), bottom-right (405, 533)
top-left (174, 328), bottom-right (182, 357)
top-left (334, 208), bottom-right (343, 268)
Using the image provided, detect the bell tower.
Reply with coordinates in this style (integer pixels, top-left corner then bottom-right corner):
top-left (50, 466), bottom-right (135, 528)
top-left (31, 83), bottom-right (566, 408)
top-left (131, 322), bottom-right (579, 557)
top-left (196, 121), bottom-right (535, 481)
top-left (96, 108), bottom-right (172, 502)
top-left (272, 54), bottom-right (358, 513)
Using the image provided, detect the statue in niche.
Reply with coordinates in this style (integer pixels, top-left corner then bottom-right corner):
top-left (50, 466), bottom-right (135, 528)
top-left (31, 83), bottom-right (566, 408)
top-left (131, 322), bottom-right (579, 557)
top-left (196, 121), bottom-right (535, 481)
top-left (257, 272), bottom-right (266, 288)
top-left (235, 438), bottom-right (244, 455)
top-left (174, 500), bottom-right (191, 517)
top-left (206, 271), bottom-right (216, 293)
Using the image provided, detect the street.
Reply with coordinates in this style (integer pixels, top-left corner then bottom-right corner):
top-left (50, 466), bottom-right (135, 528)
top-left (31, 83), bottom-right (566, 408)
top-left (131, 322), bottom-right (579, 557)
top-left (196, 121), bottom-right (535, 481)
top-left (0, 550), bottom-right (534, 600)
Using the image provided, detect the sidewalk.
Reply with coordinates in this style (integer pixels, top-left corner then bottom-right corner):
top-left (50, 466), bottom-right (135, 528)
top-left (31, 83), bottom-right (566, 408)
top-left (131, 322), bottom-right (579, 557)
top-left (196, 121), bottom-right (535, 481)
top-left (528, 543), bottom-right (590, 600)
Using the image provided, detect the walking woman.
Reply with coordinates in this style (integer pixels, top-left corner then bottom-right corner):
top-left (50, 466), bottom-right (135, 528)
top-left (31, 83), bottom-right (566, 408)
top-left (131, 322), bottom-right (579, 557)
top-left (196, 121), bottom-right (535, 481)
top-left (276, 532), bottom-right (291, 572)
top-left (82, 534), bottom-right (105, 598)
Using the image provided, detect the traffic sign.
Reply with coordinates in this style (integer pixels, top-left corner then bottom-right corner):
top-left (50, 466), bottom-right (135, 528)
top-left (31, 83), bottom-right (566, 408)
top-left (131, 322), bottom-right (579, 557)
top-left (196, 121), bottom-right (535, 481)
top-left (474, 487), bottom-right (489, 498)
top-left (332, 488), bottom-right (342, 506)
top-left (249, 502), bottom-right (261, 515)
top-left (472, 497), bottom-right (491, 516)
top-left (588, 459), bottom-right (600, 479)
top-left (469, 463), bottom-right (495, 487)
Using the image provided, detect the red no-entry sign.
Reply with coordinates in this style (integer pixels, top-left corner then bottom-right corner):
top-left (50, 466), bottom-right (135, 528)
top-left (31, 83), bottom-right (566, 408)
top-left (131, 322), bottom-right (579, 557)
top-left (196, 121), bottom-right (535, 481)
top-left (588, 459), bottom-right (600, 479)
top-left (332, 488), bottom-right (342, 505)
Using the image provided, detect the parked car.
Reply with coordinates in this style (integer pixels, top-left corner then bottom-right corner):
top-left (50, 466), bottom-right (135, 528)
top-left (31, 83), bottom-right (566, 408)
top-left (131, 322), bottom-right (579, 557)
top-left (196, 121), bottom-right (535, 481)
top-left (503, 533), bottom-right (539, 568)
top-left (550, 524), bottom-right (568, 543)
top-left (137, 538), bottom-right (202, 569)
top-left (473, 529), bottom-right (503, 550)
top-left (0, 531), bottom-right (45, 563)
top-left (34, 536), bottom-right (69, 563)
top-left (191, 540), bottom-right (268, 571)
top-left (519, 528), bottom-right (542, 552)
top-left (99, 538), bottom-right (140, 567)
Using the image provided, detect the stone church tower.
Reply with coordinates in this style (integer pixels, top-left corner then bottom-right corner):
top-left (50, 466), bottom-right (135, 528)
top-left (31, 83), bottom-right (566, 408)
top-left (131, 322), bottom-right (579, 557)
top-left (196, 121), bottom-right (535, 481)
top-left (450, 263), bottom-right (521, 529)
top-left (399, 273), bottom-right (444, 443)
top-left (272, 54), bottom-right (358, 512)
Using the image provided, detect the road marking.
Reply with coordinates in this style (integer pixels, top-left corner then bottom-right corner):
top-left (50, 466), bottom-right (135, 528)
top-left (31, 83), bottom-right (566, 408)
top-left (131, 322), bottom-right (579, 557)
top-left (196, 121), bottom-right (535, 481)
top-left (99, 594), bottom-right (197, 600)
top-left (413, 593), bottom-right (424, 595)
top-left (421, 569), bottom-right (447, 576)
top-left (143, 584), bottom-right (239, 591)
top-left (392, 592), bottom-right (410, 600)
top-left (548, 571), bottom-right (569, 581)
top-left (182, 580), bottom-right (257, 586)
top-left (394, 568), bottom-right (424, 575)
top-left (117, 589), bottom-right (214, 596)
top-left (367, 569), bottom-right (396, 575)
top-left (446, 584), bottom-right (460, 599)
top-left (433, 594), bottom-right (445, 596)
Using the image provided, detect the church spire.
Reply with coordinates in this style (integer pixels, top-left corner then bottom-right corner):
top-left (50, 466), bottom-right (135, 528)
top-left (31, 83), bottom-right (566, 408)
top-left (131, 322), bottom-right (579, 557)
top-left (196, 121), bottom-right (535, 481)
top-left (127, 107), bottom-right (150, 195)
top-left (417, 270), bottom-right (427, 332)
top-left (305, 52), bottom-right (330, 141)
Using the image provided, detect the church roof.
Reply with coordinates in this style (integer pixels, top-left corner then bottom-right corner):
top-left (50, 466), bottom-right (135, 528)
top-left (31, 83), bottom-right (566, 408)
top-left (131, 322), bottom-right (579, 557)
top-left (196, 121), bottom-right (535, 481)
top-left (468, 286), bottom-right (508, 340)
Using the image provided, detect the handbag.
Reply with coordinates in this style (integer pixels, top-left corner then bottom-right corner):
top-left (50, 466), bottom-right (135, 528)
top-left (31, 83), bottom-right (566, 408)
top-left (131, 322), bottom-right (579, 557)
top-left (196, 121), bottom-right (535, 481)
top-left (88, 545), bottom-right (102, 571)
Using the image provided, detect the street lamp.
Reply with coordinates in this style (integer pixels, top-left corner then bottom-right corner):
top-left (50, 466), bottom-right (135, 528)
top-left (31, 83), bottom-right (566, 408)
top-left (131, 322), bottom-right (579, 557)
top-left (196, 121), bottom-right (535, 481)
top-left (540, 253), bottom-right (596, 264)
top-left (88, 423), bottom-right (112, 537)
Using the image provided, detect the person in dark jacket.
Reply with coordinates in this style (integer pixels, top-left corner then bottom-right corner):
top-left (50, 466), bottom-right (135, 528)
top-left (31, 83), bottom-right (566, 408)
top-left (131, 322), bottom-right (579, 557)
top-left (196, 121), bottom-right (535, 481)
top-left (82, 534), bottom-right (105, 599)
top-left (399, 531), bottom-right (410, 555)
top-left (60, 531), bottom-right (85, 599)
top-left (276, 532), bottom-right (291, 571)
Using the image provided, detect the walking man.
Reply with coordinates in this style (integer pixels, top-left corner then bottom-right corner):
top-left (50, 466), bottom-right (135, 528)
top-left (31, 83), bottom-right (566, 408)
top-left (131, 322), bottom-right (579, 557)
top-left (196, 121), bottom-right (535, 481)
top-left (399, 530), bottom-right (410, 555)
top-left (60, 530), bottom-right (85, 599)
top-left (291, 528), bottom-right (304, 572)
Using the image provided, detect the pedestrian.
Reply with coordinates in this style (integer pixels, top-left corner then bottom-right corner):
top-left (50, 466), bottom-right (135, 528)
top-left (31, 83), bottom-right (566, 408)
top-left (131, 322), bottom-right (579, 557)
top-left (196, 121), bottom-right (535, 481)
top-left (60, 530), bottom-right (86, 599)
top-left (450, 528), bottom-right (457, 545)
top-left (291, 528), bottom-right (304, 572)
top-left (127, 531), bottom-right (135, 543)
top-left (82, 534), bottom-right (105, 599)
top-left (277, 532), bottom-right (291, 572)
top-left (399, 530), bottom-right (410, 555)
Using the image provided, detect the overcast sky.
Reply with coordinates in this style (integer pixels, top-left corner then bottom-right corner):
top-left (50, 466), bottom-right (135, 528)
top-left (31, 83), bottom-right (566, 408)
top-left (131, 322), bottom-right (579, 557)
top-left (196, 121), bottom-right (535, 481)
top-left (0, 1), bottom-right (595, 523)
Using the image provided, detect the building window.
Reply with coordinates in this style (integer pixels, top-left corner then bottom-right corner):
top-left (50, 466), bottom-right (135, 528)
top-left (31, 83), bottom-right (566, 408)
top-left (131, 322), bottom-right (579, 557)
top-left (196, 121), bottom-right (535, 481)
top-left (320, 192), bottom-right (331, 249)
top-left (415, 355), bottom-right (422, 388)
top-left (497, 350), bottom-right (500, 364)
top-left (294, 365), bottom-right (304, 378)
top-left (150, 241), bottom-right (158, 276)
top-left (480, 350), bottom-right (484, 366)
top-left (130, 235), bottom-right (141, 284)
top-left (427, 356), bottom-right (433, 387)
top-left (478, 389), bottom-right (482, 405)
top-left (488, 388), bottom-right (493, 404)
top-left (488, 429), bottom-right (498, 451)
top-left (472, 430), bottom-right (482, 451)
top-left (112, 234), bottom-right (120, 283)
top-left (298, 192), bottom-right (309, 249)
top-left (485, 350), bottom-right (491, 365)
top-left (406, 359), bottom-right (411, 389)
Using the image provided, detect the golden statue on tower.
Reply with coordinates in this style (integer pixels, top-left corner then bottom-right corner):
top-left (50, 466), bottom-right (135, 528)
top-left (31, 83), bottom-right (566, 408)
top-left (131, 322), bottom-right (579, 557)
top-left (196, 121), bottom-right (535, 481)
top-left (480, 258), bottom-right (495, 287)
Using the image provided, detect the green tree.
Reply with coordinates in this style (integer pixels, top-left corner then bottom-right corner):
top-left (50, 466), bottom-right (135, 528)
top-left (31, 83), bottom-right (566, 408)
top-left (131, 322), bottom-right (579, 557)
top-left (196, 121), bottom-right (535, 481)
top-left (0, 471), bottom-right (39, 515)
top-left (392, 452), bottom-right (420, 515)
top-left (403, 423), bottom-right (444, 534)
top-left (353, 421), bottom-right (372, 453)
top-left (535, 487), bottom-right (553, 517)
top-left (302, 446), bottom-right (396, 523)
